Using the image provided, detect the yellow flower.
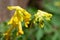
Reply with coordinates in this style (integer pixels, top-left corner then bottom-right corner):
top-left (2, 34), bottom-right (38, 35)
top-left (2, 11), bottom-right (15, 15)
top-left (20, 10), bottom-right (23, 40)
top-left (34, 10), bottom-right (52, 28)
top-left (7, 6), bottom-right (23, 10)
top-left (6, 6), bottom-right (31, 36)
top-left (39, 20), bottom-right (44, 28)
top-left (22, 9), bottom-right (31, 28)
top-left (17, 22), bottom-right (24, 35)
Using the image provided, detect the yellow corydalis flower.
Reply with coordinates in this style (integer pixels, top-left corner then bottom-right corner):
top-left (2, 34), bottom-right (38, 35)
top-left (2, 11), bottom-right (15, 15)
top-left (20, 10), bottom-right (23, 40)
top-left (7, 6), bottom-right (31, 35)
top-left (34, 10), bottom-right (52, 28)
top-left (22, 9), bottom-right (31, 28)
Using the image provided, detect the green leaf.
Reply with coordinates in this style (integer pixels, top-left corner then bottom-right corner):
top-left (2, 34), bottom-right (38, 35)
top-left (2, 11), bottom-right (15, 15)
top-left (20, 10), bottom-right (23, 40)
top-left (35, 28), bottom-right (44, 40)
top-left (51, 15), bottom-right (60, 27)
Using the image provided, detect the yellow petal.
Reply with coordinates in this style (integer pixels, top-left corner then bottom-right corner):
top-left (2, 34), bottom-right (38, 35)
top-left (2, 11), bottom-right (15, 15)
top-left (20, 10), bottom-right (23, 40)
top-left (7, 6), bottom-right (23, 10)
top-left (25, 22), bottom-right (29, 28)
top-left (18, 22), bottom-right (24, 34)
top-left (39, 20), bottom-right (44, 28)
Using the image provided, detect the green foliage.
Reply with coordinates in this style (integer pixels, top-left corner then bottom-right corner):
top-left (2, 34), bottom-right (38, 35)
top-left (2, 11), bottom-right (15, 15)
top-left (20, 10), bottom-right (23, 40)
top-left (42, 0), bottom-right (60, 14)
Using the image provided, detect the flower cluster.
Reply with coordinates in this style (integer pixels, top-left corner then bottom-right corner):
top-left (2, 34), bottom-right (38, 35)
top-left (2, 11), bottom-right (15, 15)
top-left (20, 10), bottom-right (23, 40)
top-left (34, 10), bottom-right (52, 28)
top-left (5, 6), bottom-right (31, 36)
top-left (5, 6), bottom-right (52, 37)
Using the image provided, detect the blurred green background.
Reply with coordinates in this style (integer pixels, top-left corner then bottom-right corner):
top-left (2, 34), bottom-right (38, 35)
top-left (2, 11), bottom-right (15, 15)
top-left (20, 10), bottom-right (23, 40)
top-left (0, 0), bottom-right (60, 40)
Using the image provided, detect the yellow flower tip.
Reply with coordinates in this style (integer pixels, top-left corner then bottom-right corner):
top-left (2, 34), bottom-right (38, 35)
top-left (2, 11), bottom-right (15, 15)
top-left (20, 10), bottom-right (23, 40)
top-left (7, 6), bottom-right (22, 10)
top-left (45, 13), bottom-right (52, 21)
top-left (17, 31), bottom-right (24, 36)
top-left (7, 6), bottom-right (14, 10)
top-left (19, 31), bottom-right (24, 34)
top-left (25, 22), bottom-right (30, 28)
top-left (39, 20), bottom-right (44, 28)
top-left (25, 24), bottom-right (28, 28)
top-left (40, 23), bottom-right (44, 28)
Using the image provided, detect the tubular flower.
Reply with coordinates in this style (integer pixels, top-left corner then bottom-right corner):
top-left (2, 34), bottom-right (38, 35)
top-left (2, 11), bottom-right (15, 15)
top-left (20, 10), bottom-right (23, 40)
top-left (22, 9), bottom-right (31, 28)
top-left (7, 6), bottom-right (31, 36)
top-left (34, 10), bottom-right (52, 28)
